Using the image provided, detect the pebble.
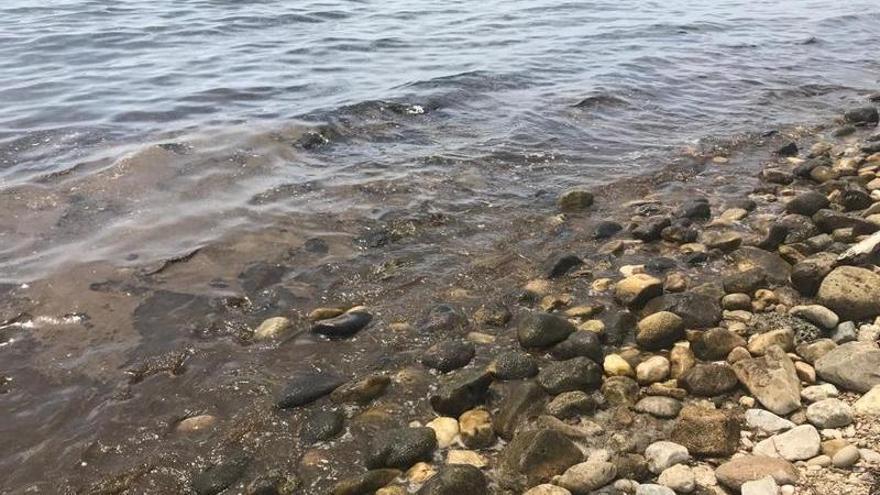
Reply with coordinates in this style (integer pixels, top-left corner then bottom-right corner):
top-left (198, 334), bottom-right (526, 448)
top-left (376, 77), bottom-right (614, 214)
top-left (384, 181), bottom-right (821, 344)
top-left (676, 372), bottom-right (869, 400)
top-left (636, 484), bottom-right (675, 495)
top-left (645, 441), bottom-right (690, 474)
top-left (634, 396), bottom-right (682, 419)
top-left (556, 461), bottom-right (617, 493)
top-left (253, 316), bottom-right (292, 340)
top-left (426, 417), bottom-right (460, 448)
top-left (658, 464), bottom-right (695, 493)
top-left (741, 476), bottom-right (778, 495)
top-left (458, 409), bottom-right (495, 449)
top-left (176, 414), bottom-right (217, 434)
top-left (806, 398), bottom-right (853, 428)
top-left (745, 409), bottom-right (795, 434)
top-left (831, 445), bottom-right (861, 468)
top-left (636, 356), bottom-right (671, 384)
top-left (604, 354), bottom-right (635, 377)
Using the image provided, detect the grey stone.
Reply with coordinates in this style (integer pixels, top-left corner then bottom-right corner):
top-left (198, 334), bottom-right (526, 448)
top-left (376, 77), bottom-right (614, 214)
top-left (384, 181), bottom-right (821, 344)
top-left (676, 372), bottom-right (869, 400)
top-left (815, 341), bottom-right (880, 392)
top-left (733, 346), bottom-right (801, 415)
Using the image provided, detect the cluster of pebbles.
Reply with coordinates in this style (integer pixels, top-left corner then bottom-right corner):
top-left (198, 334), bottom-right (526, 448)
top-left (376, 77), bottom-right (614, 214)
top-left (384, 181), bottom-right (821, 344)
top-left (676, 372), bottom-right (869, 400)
top-left (178, 104), bottom-right (880, 495)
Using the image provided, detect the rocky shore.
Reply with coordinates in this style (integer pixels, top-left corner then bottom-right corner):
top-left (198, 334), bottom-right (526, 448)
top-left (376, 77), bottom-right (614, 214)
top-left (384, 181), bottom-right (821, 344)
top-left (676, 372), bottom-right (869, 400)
top-left (77, 102), bottom-right (880, 495)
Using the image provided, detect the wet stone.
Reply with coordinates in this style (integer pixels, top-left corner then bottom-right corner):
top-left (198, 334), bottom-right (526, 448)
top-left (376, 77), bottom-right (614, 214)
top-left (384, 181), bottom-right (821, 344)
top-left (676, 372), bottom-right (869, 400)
top-left (499, 429), bottom-right (583, 489)
top-left (693, 327), bottom-right (746, 361)
top-left (430, 368), bottom-right (493, 416)
top-left (546, 391), bottom-right (598, 419)
top-left (632, 216), bottom-right (672, 242)
top-left (641, 292), bottom-right (721, 329)
top-left (545, 253), bottom-right (584, 279)
top-left (549, 330), bottom-right (603, 362)
top-left (558, 189), bottom-right (594, 211)
top-left (277, 372), bottom-right (346, 409)
top-left (492, 351), bottom-right (539, 380)
top-left (331, 374), bottom-right (390, 404)
top-left (594, 221), bottom-right (623, 239)
top-left (365, 427), bottom-right (437, 470)
top-left (494, 381), bottom-right (547, 440)
top-left (537, 357), bottom-right (602, 394)
top-left (192, 453), bottom-right (250, 495)
top-left (417, 464), bottom-right (488, 495)
top-left (785, 191), bottom-right (829, 217)
top-left (473, 303), bottom-right (511, 327)
top-left (332, 469), bottom-right (401, 495)
top-left (633, 396), bottom-right (682, 418)
top-left (844, 105), bottom-right (880, 125)
top-left (518, 312), bottom-right (575, 348)
top-left (311, 310), bottom-right (373, 339)
top-left (418, 304), bottom-right (464, 333)
top-left (636, 311), bottom-right (684, 351)
top-left (675, 198), bottom-right (711, 220)
top-left (602, 376), bottom-right (640, 406)
top-left (300, 409), bottom-right (345, 444)
top-left (722, 268), bottom-right (766, 294)
top-left (421, 340), bottom-right (475, 373)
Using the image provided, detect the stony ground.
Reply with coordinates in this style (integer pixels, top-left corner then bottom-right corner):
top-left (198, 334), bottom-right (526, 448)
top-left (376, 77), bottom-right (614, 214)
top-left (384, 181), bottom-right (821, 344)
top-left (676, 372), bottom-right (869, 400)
top-left (108, 102), bottom-right (880, 495)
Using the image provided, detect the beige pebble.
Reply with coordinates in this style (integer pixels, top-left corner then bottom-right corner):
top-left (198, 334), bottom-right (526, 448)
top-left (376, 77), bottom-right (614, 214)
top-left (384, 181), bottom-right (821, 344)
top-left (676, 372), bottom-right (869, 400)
top-left (176, 414), bottom-right (217, 433)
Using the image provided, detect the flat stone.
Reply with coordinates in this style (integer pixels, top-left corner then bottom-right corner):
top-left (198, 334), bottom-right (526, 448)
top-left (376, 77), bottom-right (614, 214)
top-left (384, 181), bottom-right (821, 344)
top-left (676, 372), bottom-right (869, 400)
top-left (815, 341), bottom-right (880, 392)
top-left (498, 429), bottom-right (583, 489)
top-left (806, 398), bottom-right (853, 428)
top-left (634, 396), bottom-right (682, 419)
top-left (549, 331), bottom-right (603, 362)
top-left (817, 266), bottom-right (880, 321)
top-left (277, 372), bottom-right (346, 408)
top-left (602, 376), bottom-right (640, 406)
top-left (426, 417), bottom-right (460, 449)
top-left (636, 311), bottom-right (684, 351)
top-left (636, 356), bottom-right (671, 384)
top-left (745, 409), bottom-right (795, 434)
top-left (733, 345), bottom-right (801, 415)
top-left (546, 391), bottom-right (597, 420)
top-left (422, 340), bottom-right (476, 373)
top-left (492, 351), bottom-right (539, 380)
top-left (715, 456), bottom-right (798, 490)
top-left (764, 424), bottom-right (821, 461)
top-left (801, 383), bottom-right (839, 403)
top-left (192, 454), bottom-right (250, 495)
top-left (300, 409), bottom-right (344, 444)
top-left (747, 328), bottom-right (794, 356)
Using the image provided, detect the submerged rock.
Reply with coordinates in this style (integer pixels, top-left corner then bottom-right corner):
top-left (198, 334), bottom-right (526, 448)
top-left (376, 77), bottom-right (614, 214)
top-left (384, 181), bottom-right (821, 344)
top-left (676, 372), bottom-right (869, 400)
top-left (277, 372), bottom-right (346, 408)
top-left (421, 340), bottom-right (475, 373)
top-left (311, 310), bottom-right (373, 338)
top-left (518, 312), bottom-right (575, 348)
top-left (499, 429), bottom-right (583, 489)
top-left (332, 469), bottom-right (400, 495)
top-left (537, 357), bottom-right (602, 394)
top-left (366, 427), bottom-right (437, 470)
top-left (417, 465), bottom-right (488, 495)
top-left (430, 369), bottom-right (493, 416)
top-left (300, 409), bottom-right (344, 444)
top-left (192, 454), bottom-right (250, 495)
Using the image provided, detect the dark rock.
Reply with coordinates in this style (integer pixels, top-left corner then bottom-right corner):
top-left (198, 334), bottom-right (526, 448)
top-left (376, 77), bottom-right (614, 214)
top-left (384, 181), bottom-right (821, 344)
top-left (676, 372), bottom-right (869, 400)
top-left (645, 257), bottom-right (676, 274)
top-left (549, 330), bottom-right (603, 362)
top-left (546, 391), bottom-right (598, 419)
top-left (693, 328), bottom-right (746, 361)
top-left (785, 191), bottom-right (829, 217)
top-left (671, 406), bottom-right (740, 456)
top-left (679, 364), bottom-right (738, 396)
top-left (278, 372), bottom-right (346, 408)
top-left (300, 409), bottom-right (345, 444)
top-left (790, 252), bottom-right (837, 296)
top-left (752, 312), bottom-right (822, 345)
top-left (594, 221), bottom-right (623, 239)
top-left (430, 369), bottom-right (493, 416)
top-left (676, 199), bottom-right (711, 220)
top-left (518, 312), bottom-right (575, 348)
top-left (332, 469), bottom-right (400, 495)
top-left (421, 340), bottom-right (475, 373)
top-left (418, 304), bottom-right (464, 333)
top-left (683, 251), bottom-right (709, 265)
top-left (494, 381), bottom-right (547, 439)
top-left (722, 268), bottom-right (766, 294)
top-left (537, 357), bottom-right (602, 394)
top-left (613, 454), bottom-right (652, 482)
top-left (417, 465), bottom-right (488, 495)
top-left (473, 303), bottom-right (511, 327)
top-left (603, 310), bottom-right (638, 346)
top-left (499, 429), bottom-right (583, 489)
top-left (247, 471), bottom-right (300, 495)
top-left (545, 253), bottom-right (583, 279)
top-left (632, 216), bottom-right (672, 242)
top-left (775, 141), bottom-right (799, 157)
top-left (311, 311), bottom-right (373, 339)
top-left (493, 352), bottom-right (539, 380)
top-left (838, 188), bottom-right (872, 212)
top-left (641, 292), bottom-right (721, 329)
top-left (756, 223), bottom-right (789, 251)
top-left (779, 214), bottom-right (820, 243)
top-left (661, 224), bottom-right (699, 244)
top-left (602, 376), bottom-right (640, 406)
top-left (731, 246), bottom-right (792, 285)
top-left (844, 106), bottom-right (879, 126)
top-left (813, 209), bottom-right (879, 235)
top-left (365, 427), bottom-right (437, 470)
top-left (761, 168), bottom-right (794, 184)
top-left (192, 454), bottom-right (250, 495)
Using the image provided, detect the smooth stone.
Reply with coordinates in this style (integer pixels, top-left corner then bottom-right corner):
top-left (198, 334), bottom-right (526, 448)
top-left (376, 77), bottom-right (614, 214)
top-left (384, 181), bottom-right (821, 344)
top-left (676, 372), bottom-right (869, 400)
top-left (747, 328), bottom-right (794, 356)
top-left (422, 340), bottom-right (476, 373)
top-left (519, 312), bottom-right (576, 348)
top-left (801, 383), bottom-right (839, 403)
top-left (253, 316), bottom-right (292, 340)
top-left (785, 191), bottom-right (830, 217)
top-left (764, 424), bottom-right (821, 461)
top-left (176, 414), bottom-right (217, 434)
top-left (498, 429), bottom-right (583, 489)
top-left (741, 476), bottom-right (778, 495)
top-left (634, 396), bottom-right (682, 419)
top-left (417, 465), bottom-right (488, 495)
top-left (537, 357), bottom-right (602, 394)
top-left (831, 321), bottom-right (857, 344)
top-left (658, 464), bottom-right (695, 493)
top-left (636, 356), bottom-right (671, 384)
top-left (300, 409), bottom-right (345, 443)
top-left (604, 354), bottom-right (635, 377)
top-left (844, 106), bottom-right (880, 125)
top-left (815, 341), bottom-right (880, 392)
top-left (645, 441), bottom-right (690, 474)
top-left (831, 445), bottom-right (861, 468)
top-left (790, 252), bottom-right (837, 297)
top-left (714, 456), bottom-right (798, 490)
top-left (550, 330), bottom-right (603, 362)
top-left (556, 461), bottom-right (617, 494)
top-left (733, 345), bottom-right (801, 415)
top-left (492, 351), bottom-right (539, 380)
top-left (641, 292), bottom-right (721, 329)
top-left (429, 369), bottom-right (493, 416)
top-left (311, 310), bottom-right (373, 338)
top-left (277, 372), bottom-right (346, 408)
top-left (745, 409), bottom-right (795, 434)
top-left (330, 374), bottom-right (390, 404)
top-left (558, 189), bottom-right (594, 211)
top-left (546, 391), bottom-right (597, 419)
top-left (805, 398), bottom-right (853, 428)
top-left (669, 345), bottom-right (696, 379)
top-left (524, 485), bottom-right (572, 495)
top-left (602, 376), bottom-right (640, 406)
top-left (723, 268), bottom-right (766, 295)
top-left (333, 469), bottom-right (401, 495)
top-left (426, 417), bottom-right (460, 449)
top-left (366, 427), bottom-right (438, 470)
top-left (473, 303), bottom-right (512, 327)
top-left (636, 311), bottom-right (684, 351)
top-left (670, 405), bottom-right (739, 456)
top-left (594, 221), bottom-right (623, 239)
top-left (615, 274), bottom-right (664, 308)
top-left (817, 266), bottom-right (880, 321)
top-left (493, 381), bottom-right (547, 440)
top-left (789, 305), bottom-right (839, 330)
top-left (545, 253), bottom-right (584, 279)
top-left (853, 384), bottom-right (880, 415)
top-left (678, 363), bottom-right (738, 396)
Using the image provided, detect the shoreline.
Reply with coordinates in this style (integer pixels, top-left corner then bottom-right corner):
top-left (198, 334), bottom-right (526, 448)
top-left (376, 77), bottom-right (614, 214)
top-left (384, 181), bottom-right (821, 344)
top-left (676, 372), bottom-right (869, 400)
top-left (3, 100), bottom-right (880, 494)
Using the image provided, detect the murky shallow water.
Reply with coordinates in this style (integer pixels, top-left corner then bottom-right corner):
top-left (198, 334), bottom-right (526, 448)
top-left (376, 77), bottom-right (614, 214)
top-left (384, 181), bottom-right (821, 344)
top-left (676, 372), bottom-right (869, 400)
top-left (0, 0), bottom-right (879, 493)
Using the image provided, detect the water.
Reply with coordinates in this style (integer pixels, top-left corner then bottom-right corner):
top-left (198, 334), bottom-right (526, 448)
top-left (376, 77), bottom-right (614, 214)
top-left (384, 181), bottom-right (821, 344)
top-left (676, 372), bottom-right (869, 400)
top-left (0, 0), bottom-right (878, 492)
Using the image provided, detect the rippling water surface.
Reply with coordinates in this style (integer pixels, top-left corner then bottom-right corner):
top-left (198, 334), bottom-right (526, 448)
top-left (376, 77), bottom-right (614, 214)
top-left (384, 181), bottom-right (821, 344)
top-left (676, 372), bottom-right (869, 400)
top-left (1, 1), bottom-right (879, 492)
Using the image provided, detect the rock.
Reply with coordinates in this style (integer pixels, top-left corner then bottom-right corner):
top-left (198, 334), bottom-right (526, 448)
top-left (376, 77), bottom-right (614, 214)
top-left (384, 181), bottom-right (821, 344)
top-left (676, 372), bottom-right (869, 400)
top-left (416, 465), bottom-right (487, 495)
top-left (670, 406), bottom-right (739, 456)
top-left (723, 268), bottom-right (766, 294)
top-left (838, 188), bottom-right (873, 211)
top-left (524, 485), bottom-right (572, 495)
top-left (844, 106), bottom-right (879, 126)
top-left (641, 292), bottom-right (721, 329)
top-left (741, 476), bottom-right (777, 495)
top-left (644, 441), bottom-right (690, 474)
top-left (309, 307), bottom-right (345, 321)
top-left (426, 417), bottom-right (459, 448)
top-left (802, 383), bottom-right (839, 403)
top-left (636, 356), bottom-right (671, 384)
top-left (430, 369), bottom-right (493, 416)
top-left (789, 305), bottom-right (838, 329)
top-left (613, 453), bottom-right (651, 482)
top-left (747, 329), bottom-right (794, 355)
top-left (518, 312), bottom-right (576, 348)
top-left (785, 191), bottom-right (830, 217)
top-left (762, 424), bottom-right (821, 461)
top-left (636, 311), bottom-right (684, 351)
top-left (722, 293), bottom-right (752, 311)
top-left (331, 374), bottom-right (390, 404)
top-left (815, 341), bottom-right (880, 392)
top-left (458, 409), bottom-right (494, 449)
top-left (731, 247), bottom-right (792, 285)
top-left (702, 231), bottom-right (743, 251)
top-left (254, 316), bottom-right (292, 340)
top-left (492, 352), bottom-right (539, 380)
top-left (604, 354), bottom-right (635, 377)
top-left (854, 384), bottom-right (880, 415)
top-left (277, 372), bottom-right (346, 408)
top-left (669, 345), bottom-right (696, 379)
top-left (333, 469), bottom-right (400, 495)
top-left (790, 252), bottom-right (837, 296)
top-left (693, 328), bottom-right (746, 360)
top-left (634, 396), bottom-right (682, 419)
top-left (546, 391), bottom-right (597, 419)
top-left (473, 303), bottom-right (511, 327)
top-left (300, 409), bottom-right (344, 444)
top-left (830, 321), bottom-right (857, 344)
top-left (676, 199), bottom-right (711, 220)
top-left (558, 189), bottom-right (594, 211)
top-left (192, 454), bottom-right (250, 495)
top-left (312, 310), bottom-right (373, 338)
top-left (602, 376), bottom-right (640, 406)
top-left (813, 209), bottom-right (878, 235)
top-left (775, 141), bottom-right (799, 157)
top-left (556, 461), bottom-right (617, 494)
top-left (745, 409), bottom-right (795, 434)
top-left (176, 415), bottom-right (217, 434)
top-left (616, 274), bottom-right (664, 308)
top-left (366, 427), bottom-right (437, 470)
top-left (795, 339), bottom-right (837, 364)
top-left (728, 346), bottom-right (751, 363)
top-left (594, 221), bottom-right (623, 239)
top-left (247, 471), bottom-right (300, 495)
top-left (418, 304), bottom-right (464, 333)
top-left (636, 485), bottom-right (675, 495)
top-left (498, 429), bottom-right (583, 489)
top-left (733, 346), bottom-right (801, 415)
top-left (550, 331), bottom-right (603, 362)
top-left (422, 340), bottom-right (475, 373)
top-left (678, 363), bottom-right (738, 396)
top-left (831, 445), bottom-right (861, 468)
top-left (658, 464), bottom-right (695, 493)
top-left (633, 216), bottom-right (672, 242)
top-left (603, 310), bottom-right (638, 346)
top-left (805, 398), bottom-right (853, 428)
top-left (817, 266), bottom-right (880, 321)
top-left (537, 357), bottom-right (602, 394)
top-left (545, 254), bottom-right (584, 279)
top-left (494, 381), bottom-right (546, 440)
top-left (715, 456), bottom-right (798, 490)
